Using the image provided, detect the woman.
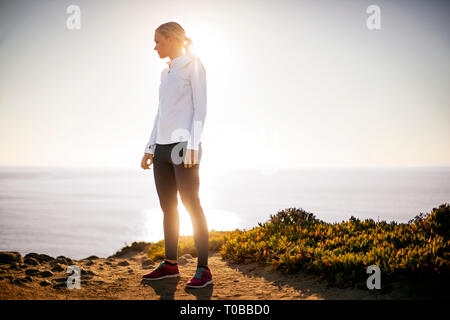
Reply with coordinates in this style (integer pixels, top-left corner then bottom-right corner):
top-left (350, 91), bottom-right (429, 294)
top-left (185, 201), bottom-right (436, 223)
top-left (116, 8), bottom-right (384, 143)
top-left (140, 22), bottom-right (212, 289)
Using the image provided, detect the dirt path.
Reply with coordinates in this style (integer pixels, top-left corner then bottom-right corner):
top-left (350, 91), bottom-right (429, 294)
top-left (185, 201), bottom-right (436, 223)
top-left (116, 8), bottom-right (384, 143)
top-left (0, 250), bottom-right (438, 300)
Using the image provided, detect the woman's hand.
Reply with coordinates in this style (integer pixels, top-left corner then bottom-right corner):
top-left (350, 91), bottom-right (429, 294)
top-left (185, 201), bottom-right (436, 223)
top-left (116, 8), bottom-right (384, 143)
top-left (184, 149), bottom-right (199, 168)
top-left (141, 153), bottom-right (154, 170)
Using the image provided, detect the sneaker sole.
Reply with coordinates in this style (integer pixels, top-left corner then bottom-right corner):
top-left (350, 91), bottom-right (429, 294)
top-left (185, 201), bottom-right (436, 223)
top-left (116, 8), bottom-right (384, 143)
top-left (185, 279), bottom-right (214, 288)
top-left (142, 273), bottom-right (180, 280)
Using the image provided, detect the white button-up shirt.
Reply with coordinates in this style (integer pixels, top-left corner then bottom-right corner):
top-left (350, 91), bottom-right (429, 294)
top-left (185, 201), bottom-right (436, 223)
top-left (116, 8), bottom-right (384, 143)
top-left (144, 53), bottom-right (207, 154)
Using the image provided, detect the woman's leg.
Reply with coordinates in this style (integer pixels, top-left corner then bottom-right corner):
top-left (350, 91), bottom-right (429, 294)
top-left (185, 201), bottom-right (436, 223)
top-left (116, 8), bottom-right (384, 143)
top-left (153, 143), bottom-right (180, 262)
top-left (173, 142), bottom-right (209, 267)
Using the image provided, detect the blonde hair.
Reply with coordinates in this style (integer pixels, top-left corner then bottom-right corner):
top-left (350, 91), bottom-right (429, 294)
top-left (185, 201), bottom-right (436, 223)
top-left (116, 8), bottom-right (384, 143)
top-left (156, 22), bottom-right (194, 58)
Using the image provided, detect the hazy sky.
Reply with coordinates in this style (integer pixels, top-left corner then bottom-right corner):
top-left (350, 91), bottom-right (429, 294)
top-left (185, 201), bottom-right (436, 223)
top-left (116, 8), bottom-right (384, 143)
top-left (0, 0), bottom-right (449, 174)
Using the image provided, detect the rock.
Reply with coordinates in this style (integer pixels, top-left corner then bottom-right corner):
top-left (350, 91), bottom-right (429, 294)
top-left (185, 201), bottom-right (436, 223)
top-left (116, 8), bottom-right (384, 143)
top-left (24, 257), bottom-right (40, 266)
top-left (80, 268), bottom-right (96, 276)
top-left (181, 254), bottom-right (193, 260)
top-left (24, 253), bottom-right (42, 261)
top-left (141, 259), bottom-right (154, 269)
top-left (9, 263), bottom-right (19, 270)
top-left (39, 270), bottom-right (53, 278)
top-left (39, 280), bottom-right (52, 286)
top-left (53, 258), bottom-right (69, 265)
top-left (0, 252), bottom-right (22, 265)
top-left (24, 253), bottom-right (54, 263)
top-left (117, 260), bottom-right (130, 266)
top-left (110, 241), bottom-right (150, 258)
top-left (51, 263), bottom-right (65, 272)
top-left (53, 282), bottom-right (67, 289)
top-left (13, 277), bottom-right (32, 286)
top-left (178, 257), bottom-right (188, 266)
top-left (84, 255), bottom-right (99, 260)
top-left (178, 256), bottom-right (193, 266)
top-left (25, 269), bottom-right (40, 276)
top-left (39, 254), bottom-right (55, 263)
top-left (50, 259), bottom-right (68, 269)
top-left (13, 278), bottom-right (26, 286)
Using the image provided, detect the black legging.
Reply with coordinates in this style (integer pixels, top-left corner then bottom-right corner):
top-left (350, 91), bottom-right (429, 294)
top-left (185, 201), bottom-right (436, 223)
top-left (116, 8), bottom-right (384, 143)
top-left (153, 141), bottom-right (209, 267)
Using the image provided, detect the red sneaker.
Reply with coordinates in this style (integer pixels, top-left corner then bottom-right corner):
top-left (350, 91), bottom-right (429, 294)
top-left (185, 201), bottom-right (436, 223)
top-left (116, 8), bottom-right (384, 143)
top-left (142, 261), bottom-right (180, 280)
top-left (185, 266), bottom-right (213, 288)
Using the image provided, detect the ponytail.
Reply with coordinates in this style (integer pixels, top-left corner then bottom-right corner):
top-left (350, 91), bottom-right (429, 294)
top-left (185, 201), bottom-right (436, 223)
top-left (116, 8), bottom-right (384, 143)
top-left (184, 36), bottom-right (195, 58)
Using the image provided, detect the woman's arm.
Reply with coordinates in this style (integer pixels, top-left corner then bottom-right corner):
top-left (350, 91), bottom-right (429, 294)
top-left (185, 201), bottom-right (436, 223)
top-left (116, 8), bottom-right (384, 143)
top-left (186, 58), bottom-right (207, 151)
top-left (144, 69), bottom-right (166, 155)
top-left (144, 108), bottom-right (159, 155)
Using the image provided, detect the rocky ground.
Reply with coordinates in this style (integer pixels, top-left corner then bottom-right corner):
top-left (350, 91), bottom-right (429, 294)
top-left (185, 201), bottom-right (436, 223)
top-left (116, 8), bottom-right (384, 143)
top-left (0, 249), bottom-right (446, 300)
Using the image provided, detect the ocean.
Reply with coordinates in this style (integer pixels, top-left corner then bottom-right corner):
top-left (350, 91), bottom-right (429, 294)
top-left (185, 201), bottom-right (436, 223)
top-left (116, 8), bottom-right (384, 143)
top-left (0, 166), bottom-right (449, 260)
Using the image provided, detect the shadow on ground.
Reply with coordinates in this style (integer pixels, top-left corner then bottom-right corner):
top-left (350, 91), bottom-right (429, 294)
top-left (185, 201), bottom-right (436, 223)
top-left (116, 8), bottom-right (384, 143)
top-left (141, 277), bottom-right (180, 300)
top-left (222, 259), bottom-right (447, 300)
top-left (141, 277), bottom-right (214, 300)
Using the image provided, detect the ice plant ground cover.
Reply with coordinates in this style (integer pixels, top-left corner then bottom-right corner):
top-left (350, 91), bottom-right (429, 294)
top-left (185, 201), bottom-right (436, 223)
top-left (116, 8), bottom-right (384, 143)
top-left (220, 204), bottom-right (450, 287)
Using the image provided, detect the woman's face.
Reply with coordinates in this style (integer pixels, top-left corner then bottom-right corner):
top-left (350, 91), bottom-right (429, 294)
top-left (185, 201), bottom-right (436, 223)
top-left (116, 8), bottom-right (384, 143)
top-left (154, 31), bottom-right (175, 59)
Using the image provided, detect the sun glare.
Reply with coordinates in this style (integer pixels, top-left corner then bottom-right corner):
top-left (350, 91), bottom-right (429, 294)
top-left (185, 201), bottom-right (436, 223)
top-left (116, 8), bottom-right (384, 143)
top-left (184, 23), bottom-right (233, 82)
top-left (178, 178), bottom-right (240, 236)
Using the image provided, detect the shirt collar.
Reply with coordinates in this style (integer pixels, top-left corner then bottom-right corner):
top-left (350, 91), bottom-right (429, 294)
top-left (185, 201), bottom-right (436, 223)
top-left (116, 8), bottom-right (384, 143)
top-left (166, 53), bottom-right (187, 68)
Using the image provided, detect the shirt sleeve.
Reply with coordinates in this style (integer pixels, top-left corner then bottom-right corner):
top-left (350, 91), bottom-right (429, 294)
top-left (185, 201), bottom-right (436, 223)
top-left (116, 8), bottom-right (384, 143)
top-left (186, 58), bottom-right (207, 151)
top-left (144, 69), bottom-right (166, 155)
top-left (144, 108), bottom-right (159, 155)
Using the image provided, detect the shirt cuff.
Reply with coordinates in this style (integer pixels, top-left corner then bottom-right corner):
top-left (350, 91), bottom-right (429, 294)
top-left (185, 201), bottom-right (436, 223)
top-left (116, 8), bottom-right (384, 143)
top-left (144, 144), bottom-right (156, 154)
top-left (186, 141), bottom-right (199, 151)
